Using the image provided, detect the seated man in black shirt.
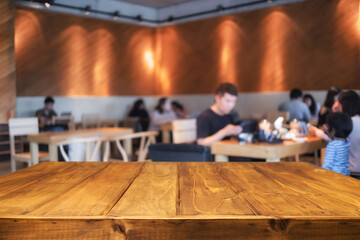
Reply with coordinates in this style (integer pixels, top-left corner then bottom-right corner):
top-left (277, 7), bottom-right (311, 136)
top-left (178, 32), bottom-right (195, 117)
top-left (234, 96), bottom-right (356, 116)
top-left (197, 83), bottom-right (242, 146)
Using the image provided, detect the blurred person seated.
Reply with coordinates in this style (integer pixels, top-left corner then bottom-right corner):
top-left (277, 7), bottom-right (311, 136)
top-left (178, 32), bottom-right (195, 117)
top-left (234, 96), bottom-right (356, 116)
top-left (322, 112), bottom-right (352, 176)
top-left (278, 88), bottom-right (311, 122)
top-left (149, 97), bottom-right (177, 141)
top-left (318, 86), bottom-right (342, 127)
top-left (171, 101), bottom-right (187, 119)
top-left (128, 99), bottom-right (150, 131)
top-left (35, 96), bottom-right (57, 127)
top-left (303, 94), bottom-right (321, 122)
top-left (196, 82), bottom-right (242, 147)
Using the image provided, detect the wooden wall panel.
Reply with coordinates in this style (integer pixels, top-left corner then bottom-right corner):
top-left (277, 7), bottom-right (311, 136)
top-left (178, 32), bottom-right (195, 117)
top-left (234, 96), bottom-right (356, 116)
top-left (158, 0), bottom-right (359, 94)
top-left (15, 0), bottom-right (359, 96)
top-left (15, 8), bottom-right (156, 96)
top-left (0, 0), bottom-right (16, 123)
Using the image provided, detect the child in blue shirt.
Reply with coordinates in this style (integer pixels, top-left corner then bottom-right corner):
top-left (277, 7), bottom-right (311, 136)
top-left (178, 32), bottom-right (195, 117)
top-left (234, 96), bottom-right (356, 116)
top-left (322, 112), bottom-right (353, 175)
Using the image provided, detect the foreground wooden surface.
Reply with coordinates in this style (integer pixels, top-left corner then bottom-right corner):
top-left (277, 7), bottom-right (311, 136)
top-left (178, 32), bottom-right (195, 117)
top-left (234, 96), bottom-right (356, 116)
top-left (0, 162), bottom-right (359, 239)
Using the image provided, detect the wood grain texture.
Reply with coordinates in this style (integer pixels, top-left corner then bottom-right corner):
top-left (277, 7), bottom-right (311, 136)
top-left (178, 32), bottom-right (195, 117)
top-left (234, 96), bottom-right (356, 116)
top-left (30, 162), bottom-right (144, 216)
top-left (109, 162), bottom-right (178, 217)
top-left (0, 0), bottom-right (16, 123)
top-left (179, 162), bottom-right (254, 215)
top-left (15, 0), bottom-right (359, 97)
top-left (0, 162), bottom-right (360, 239)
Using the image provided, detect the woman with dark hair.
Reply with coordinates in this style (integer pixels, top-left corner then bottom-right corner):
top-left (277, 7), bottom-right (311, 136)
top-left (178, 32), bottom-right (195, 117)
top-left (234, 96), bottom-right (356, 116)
top-left (303, 94), bottom-right (320, 122)
top-left (310, 90), bottom-right (360, 175)
top-left (148, 98), bottom-right (177, 140)
top-left (318, 87), bottom-right (342, 126)
top-left (332, 91), bottom-right (360, 174)
top-left (171, 101), bottom-right (187, 119)
top-left (128, 99), bottom-right (149, 131)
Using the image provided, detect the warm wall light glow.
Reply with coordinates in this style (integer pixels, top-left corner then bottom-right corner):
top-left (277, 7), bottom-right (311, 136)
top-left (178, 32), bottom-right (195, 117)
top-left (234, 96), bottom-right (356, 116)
top-left (335, 0), bottom-right (360, 46)
top-left (260, 11), bottom-right (289, 92)
top-left (92, 29), bottom-right (115, 96)
top-left (217, 19), bottom-right (240, 85)
top-left (15, 10), bottom-right (45, 57)
top-left (60, 25), bottom-right (88, 95)
top-left (144, 50), bottom-right (155, 70)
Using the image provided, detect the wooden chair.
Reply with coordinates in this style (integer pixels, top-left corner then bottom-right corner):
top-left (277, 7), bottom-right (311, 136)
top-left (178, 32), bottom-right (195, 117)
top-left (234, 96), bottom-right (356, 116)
top-left (8, 118), bottom-right (49, 172)
top-left (266, 111), bottom-right (290, 124)
top-left (172, 119), bottom-right (196, 144)
top-left (104, 131), bottom-right (158, 162)
top-left (81, 114), bottom-right (101, 129)
top-left (57, 137), bottom-right (103, 162)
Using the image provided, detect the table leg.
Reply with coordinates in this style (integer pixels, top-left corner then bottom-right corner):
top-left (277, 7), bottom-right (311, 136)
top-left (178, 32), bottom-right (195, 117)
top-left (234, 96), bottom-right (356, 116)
top-left (295, 154), bottom-right (300, 162)
top-left (49, 144), bottom-right (58, 162)
top-left (215, 155), bottom-right (228, 162)
top-left (162, 130), bottom-right (171, 143)
top-left (30, 142), bottom-right (39, 165)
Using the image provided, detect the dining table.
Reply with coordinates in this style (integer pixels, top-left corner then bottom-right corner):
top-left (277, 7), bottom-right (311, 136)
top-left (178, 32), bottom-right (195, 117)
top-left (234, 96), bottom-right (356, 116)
top-left (0, 162), bottom-right (359, 239)
top-left (28, 127), bottom-right (133, 163)
top-left (211, 136), bottom-right (327, 162)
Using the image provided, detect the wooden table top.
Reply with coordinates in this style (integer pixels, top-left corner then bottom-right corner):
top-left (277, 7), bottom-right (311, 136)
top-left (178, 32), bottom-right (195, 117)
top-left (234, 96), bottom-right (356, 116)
top-left (0, 162), bottom-right (359, 239)
top-left (28, 127), bottom-right (133, 144)
top-left (211, 136), bottom-right (326, 159)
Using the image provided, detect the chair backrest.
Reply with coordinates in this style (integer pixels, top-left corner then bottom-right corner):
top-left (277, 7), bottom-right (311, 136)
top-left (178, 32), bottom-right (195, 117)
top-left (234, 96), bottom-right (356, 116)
top-left (149, 143), bottom-right (212, 162)
top-left (9, 118), bottom-right (39, 136)
top-left (57, 136), bottom-right (103, 162)
top-left (104, 131), bottom-right (158, 162)
top-left (82, 114), bottom-right (101, 129)
top-left (172, 119), bottom-right (196, 144)
top-left (266, 111), bottom-right (290, 124)
top-left (8, 118), bottom-right (39, 156)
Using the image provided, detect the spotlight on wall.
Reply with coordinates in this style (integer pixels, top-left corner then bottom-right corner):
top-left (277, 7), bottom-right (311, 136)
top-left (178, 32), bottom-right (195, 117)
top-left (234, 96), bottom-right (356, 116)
top-left (84, 5), bottom-right (91, 15)
top-left (113, 11), bottom-right (120, 20)
top-left (267, 0), bottom-right (273, 3)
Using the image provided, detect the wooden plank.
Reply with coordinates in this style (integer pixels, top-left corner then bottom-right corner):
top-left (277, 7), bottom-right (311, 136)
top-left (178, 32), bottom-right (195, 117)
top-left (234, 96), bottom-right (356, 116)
top-left (1, 217), bottom-right (360, 240)
top-left (218, 162), bottom-right (360, 216)
top-left (109, 162), bottom-right (178, 217)
top-left (30, 162), bottom-right (144, 216)
top-left (0, 162), bottom-right (109, 216)
top-left (0, 162), bottom-right (74, 197)
top-left (249, 163), bottom-right (360, 216)
top-left (179, 162), bottom-right (254, 216)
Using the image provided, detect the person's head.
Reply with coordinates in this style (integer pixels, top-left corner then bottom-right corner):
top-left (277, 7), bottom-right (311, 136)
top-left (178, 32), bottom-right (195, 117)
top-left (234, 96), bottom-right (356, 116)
top-left (325, 112), bottom-right (353, 139)
top-left (171, 101), bottom-right (183, 112)
top-left (332, 90), bottom-right (360, 117)
top-left (303, 94), bottom-right (316, 115)
top-left (290, 88), bottom-right (302, 100)
top-left (323, 86), bottom-right (342, 109)
top-left (44, 96), bottom-right (55, 111)
top-left (133, 99), bottom-right (145, 111)
top-left (155, 97), bottom-right (171, 114)
top-left (214, 83), bottom-right (238, 115)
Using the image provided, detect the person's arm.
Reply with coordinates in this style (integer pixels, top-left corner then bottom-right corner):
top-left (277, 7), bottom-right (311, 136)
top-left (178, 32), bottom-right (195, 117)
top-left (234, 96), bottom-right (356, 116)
top-left (308, 125), bottom-right (331, 142)
top-left (197, 124), bottom-right (242, 146)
